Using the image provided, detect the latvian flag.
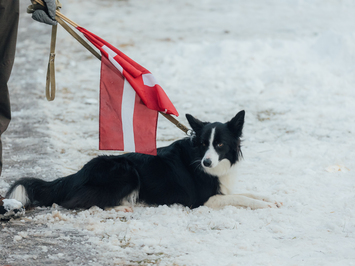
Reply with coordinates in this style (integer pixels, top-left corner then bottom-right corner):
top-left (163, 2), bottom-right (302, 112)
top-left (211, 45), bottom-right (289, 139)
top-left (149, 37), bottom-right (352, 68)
top-left (77, 27), bottom-right (179, 156)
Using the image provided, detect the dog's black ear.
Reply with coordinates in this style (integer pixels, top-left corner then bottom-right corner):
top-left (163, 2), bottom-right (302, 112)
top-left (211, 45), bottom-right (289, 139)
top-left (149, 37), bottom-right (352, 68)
top-left (227, 110), bottom-right (245, 137)
top-left (186, 114), bottom-right (204, 132)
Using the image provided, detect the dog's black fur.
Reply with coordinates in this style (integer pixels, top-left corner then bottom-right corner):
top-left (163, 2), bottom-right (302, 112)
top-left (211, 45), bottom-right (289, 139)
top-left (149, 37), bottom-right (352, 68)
top-left (6, 111), bottom-right (245, 209)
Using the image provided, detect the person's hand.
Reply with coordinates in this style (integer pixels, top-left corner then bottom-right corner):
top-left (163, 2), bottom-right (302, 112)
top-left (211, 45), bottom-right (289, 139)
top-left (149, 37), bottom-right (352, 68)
top-left (31, 0), bottom-right (57, 26)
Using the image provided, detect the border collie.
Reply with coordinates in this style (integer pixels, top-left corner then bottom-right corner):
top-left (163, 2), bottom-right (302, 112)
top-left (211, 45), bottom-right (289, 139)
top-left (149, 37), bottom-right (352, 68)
top-left (6, 110), bottom-right (279, 211)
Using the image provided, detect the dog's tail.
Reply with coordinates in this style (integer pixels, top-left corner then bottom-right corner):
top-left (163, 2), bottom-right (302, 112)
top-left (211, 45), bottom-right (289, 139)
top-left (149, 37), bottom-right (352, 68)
top-left (6, 156), bottom-right (141, 209)
top-left (5, 176), bottom-right (72, 208)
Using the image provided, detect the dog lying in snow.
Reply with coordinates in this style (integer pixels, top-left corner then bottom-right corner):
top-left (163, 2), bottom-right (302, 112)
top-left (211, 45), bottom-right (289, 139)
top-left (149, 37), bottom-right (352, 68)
top-left (7, 110), bottom-right (280, 211)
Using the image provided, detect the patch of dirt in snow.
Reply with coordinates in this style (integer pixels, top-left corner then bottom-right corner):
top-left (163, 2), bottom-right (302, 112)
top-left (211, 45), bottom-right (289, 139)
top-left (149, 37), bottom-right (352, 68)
top-left (1, 208), bottom-right (96, 265)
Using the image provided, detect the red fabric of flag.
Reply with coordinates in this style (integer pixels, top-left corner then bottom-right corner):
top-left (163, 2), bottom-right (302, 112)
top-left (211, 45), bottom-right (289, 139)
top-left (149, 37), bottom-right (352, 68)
top-left (77, 27), bottom-right (178, 155)
top-left (100, 56), bottom-right (158, 155)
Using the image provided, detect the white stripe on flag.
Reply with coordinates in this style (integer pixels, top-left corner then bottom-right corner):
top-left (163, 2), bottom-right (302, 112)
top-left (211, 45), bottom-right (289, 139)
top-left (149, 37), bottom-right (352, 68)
top-left (121, 79), bottom-right (136, 152)
top-left (142, 73), bottom-right (158, 87)
top-left (102, 45), bottom-right (123, 73)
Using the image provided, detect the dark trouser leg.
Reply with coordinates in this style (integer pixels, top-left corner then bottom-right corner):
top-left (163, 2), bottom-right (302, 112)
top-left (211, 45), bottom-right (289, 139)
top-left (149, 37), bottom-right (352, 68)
top-left (0, 0), bottom-right (19, 176)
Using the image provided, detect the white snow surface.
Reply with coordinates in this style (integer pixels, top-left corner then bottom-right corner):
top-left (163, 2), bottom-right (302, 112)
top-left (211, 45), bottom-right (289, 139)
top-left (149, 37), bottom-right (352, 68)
top-left (3, 0), bottom-right (355, 265)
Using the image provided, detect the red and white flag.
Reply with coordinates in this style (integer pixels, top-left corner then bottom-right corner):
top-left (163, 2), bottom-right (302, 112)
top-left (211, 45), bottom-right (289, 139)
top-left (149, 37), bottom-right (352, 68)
top-left (77, 27), bottom-right (178, 155)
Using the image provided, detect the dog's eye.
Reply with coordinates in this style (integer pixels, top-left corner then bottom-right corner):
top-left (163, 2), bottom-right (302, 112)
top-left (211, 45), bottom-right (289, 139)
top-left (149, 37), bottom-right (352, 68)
top-left (217, 143), bottom-right (224, 148)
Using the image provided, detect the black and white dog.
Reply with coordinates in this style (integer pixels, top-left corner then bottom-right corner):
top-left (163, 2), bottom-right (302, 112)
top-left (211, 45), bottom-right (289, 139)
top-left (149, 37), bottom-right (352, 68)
top-left (6, 110), bottom-right (279, 211)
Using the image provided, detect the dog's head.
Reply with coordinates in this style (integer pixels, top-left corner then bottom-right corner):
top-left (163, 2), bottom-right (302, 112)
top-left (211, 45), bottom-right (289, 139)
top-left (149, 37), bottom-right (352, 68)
top-left (186, 110), bottom-right (245, 176)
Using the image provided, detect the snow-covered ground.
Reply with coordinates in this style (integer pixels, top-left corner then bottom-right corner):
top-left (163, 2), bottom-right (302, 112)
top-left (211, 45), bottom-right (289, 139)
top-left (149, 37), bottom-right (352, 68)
top-left (1, 0), bottom-right (355, 265)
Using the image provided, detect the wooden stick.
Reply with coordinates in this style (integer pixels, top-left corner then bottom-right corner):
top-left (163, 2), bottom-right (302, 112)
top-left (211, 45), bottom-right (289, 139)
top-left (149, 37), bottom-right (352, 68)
top-left (56, 12), bottom-right (79, 28)
top-left (56, 16), bottom-right (101, 60)
top-left (159, 112), bottom-right (191, 135)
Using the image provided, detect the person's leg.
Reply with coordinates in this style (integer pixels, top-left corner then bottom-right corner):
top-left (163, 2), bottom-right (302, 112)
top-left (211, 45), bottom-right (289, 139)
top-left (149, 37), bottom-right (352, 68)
top-left (0, 0), bottom-right (19, 176)
top-left (0, 0), bottom-right (24, 220)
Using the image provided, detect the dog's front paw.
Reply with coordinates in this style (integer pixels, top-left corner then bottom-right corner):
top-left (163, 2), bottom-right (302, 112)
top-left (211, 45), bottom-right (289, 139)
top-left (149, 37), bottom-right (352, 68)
top-left (254, 201), bottom-right (278, 209)
top-left (266, 202), bottom-right (280, 208)
top-left (238, 193), bottom-right (283, 209)
top-left (252, 194), bottom-right (282, 208)
top-left (245, 199), bottom-right (276, 209)
top-left (262, 199), bottom-right (283, 208)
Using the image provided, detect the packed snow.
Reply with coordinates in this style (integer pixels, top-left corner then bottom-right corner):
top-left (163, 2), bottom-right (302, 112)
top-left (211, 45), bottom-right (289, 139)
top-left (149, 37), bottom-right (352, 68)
top-left (1, 0), bottom-right (355, 265)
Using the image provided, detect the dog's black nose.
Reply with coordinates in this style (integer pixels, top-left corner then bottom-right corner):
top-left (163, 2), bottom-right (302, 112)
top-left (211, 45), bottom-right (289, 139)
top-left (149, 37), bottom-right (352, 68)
top-left (202, 158), bottom-right (212, 167)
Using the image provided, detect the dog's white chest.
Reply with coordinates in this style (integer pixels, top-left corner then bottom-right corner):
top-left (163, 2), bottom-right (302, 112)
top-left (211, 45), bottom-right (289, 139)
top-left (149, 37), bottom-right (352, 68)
top-left (218, 171), bottom-right (236, 195)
